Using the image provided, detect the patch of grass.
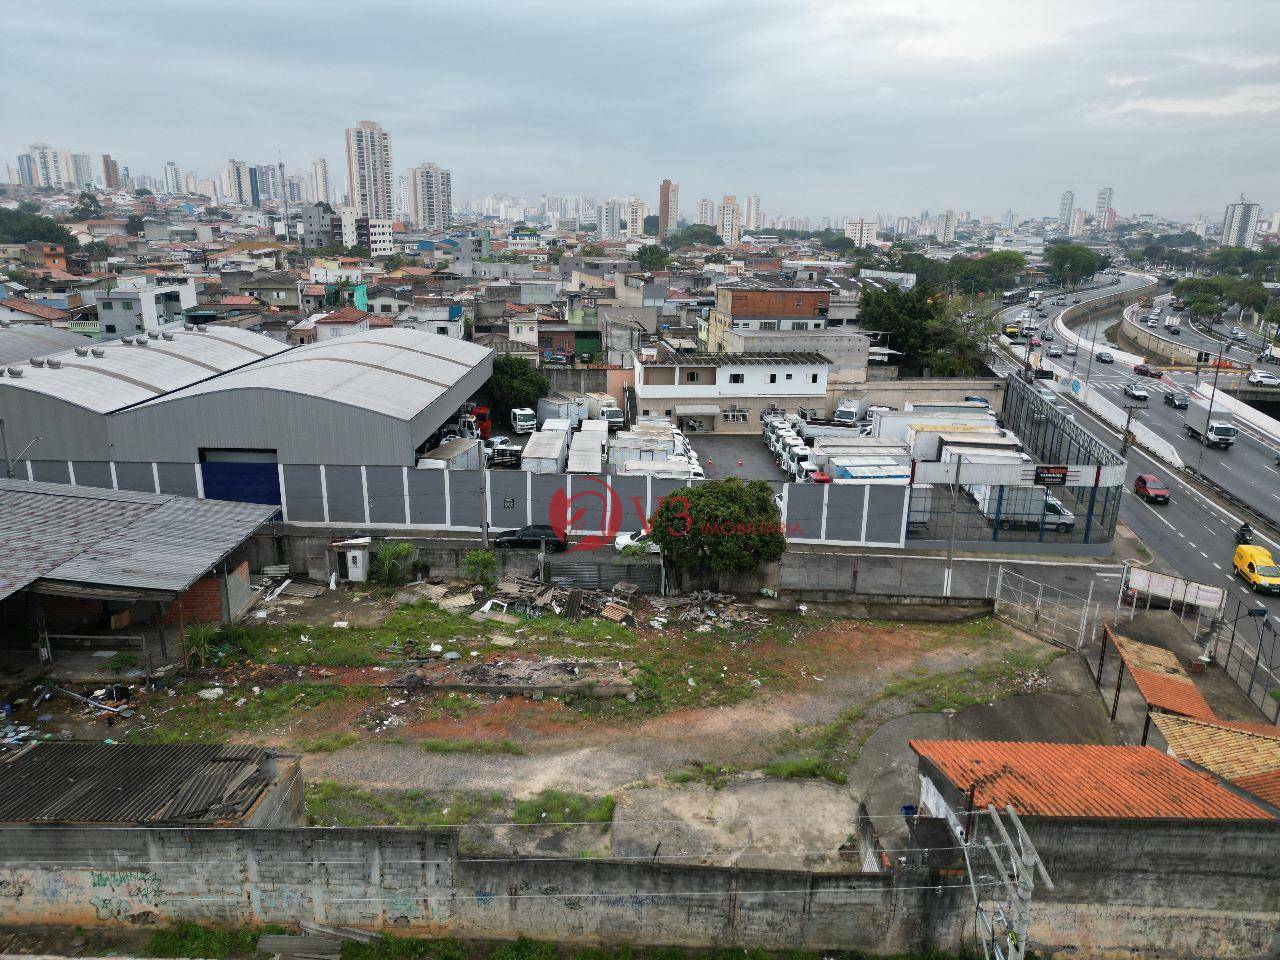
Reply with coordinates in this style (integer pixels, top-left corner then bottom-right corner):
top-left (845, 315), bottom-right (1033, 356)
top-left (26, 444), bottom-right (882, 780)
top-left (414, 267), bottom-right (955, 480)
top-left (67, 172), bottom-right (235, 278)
top-left (881, 650), bottom-right (1055, 712)
top-left (513, 789), bottom-right (615, 826)
top-left (134, 683), bottom-right (369, 744)
top-left (298, 732), bottom-right (360, 753)
top-left (340, 936), bottom-right (465, 960)
top-left (420, 737), bottom-right (524, 755)
top-left (305, 781), bottom-right (504, 827)
top-left (143, 922), bottom-right (285, 959)
top-left (427, 691), bottom-right (482, 720)
top-left (761, 756), bottom-right (848, 785)
top-left (491, 940), bottom-right (559, 960)
top-left (667, 761), bottom-right (740, 790)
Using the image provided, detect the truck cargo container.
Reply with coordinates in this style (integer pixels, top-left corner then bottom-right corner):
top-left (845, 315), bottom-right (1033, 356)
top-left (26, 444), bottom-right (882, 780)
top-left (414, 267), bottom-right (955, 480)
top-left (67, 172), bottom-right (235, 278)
top-left (537, 393), bottom-right (588, 429)
top-left (973, 483), bottom-right (1076, 533)
top-left (521, 430), bottom-right (570, 474)
top-left (1184, 400), bottom-right (1237, 449)
top-left (416, 437), bottom-right (484, 471)
top-left (567, 433), bottom-right (605, 474)
top-left (584, 392), bottom-right (626, 430)
top-left (541, 418), bottom-right (574, 433)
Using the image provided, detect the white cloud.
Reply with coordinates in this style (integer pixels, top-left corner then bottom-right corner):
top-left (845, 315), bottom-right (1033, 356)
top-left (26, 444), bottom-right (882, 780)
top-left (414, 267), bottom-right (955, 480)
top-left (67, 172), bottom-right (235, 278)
top-left (1103, 85), bottom-right (1280, 117)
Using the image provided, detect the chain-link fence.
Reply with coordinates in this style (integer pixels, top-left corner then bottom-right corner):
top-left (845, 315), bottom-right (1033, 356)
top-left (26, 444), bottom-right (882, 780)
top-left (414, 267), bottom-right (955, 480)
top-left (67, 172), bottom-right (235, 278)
top-left (992, 567), bottom-right (1103, 650)
top-left (1211, 595), bottom-right (1280, 724)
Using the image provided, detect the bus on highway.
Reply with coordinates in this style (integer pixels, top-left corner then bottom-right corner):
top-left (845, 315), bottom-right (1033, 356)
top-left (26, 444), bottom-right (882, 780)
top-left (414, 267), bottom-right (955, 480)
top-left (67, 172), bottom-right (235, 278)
top-left (1002, 289), bottom-right (1027, 305)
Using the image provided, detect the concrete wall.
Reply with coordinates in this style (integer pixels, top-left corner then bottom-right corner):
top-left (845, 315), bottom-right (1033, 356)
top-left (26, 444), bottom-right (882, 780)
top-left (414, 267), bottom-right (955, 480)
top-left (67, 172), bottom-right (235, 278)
top-left (854, 378), bottom-right (1006, 414)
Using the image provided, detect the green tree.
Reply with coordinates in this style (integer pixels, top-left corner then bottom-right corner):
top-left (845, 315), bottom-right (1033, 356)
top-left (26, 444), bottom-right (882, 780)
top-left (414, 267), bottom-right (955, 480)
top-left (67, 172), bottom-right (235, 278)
top-left (662, 224), bottom-right (724, 250)
top-left (67, 191), bottom-right (102, 221)
top-left (0, 207), bottom-right (79, 250)
top-left (547, 247), bottom-right (563, 264)
top-left (16, 200), bottom-right (41, 214)
top-left (636, 244), bottom-right (670, 271)
top-left (124, 214), bottom-right (145, 236)
top-left (642, 214), bottom-right (660, 235)
top-left (1045, 242), bottom-right (1104, 288)
top-left (82, 240), bottom-right (112, 265)
top-left (489, 355), bottom-right (549, 422)
top-left (822, 236), bottom-right (860, 255)
top-left (579, 242), bottom-right (606, 258)
top-left (647, 479), bottom-right (786, 581)
top-left (383, 253), bottom-right (406, 271)
top-left (857, 283), bottom-right (993, 376)
top-left (134, 187), bottom-right (153, 197)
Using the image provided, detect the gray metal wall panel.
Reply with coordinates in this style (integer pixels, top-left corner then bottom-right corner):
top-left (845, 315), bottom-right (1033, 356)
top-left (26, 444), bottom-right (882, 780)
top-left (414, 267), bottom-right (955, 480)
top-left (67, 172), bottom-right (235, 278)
top-left (651, 479), bottom-right (689, 512)
top-left (607, 476), bottom-right (649, 533)
top-left (115, 461), bottom-right (156, 492)
top-left (31, 460), bottom-right (70, 484)
top-left (0, 389), bottom-right (113, 462)
top-left (325, 465), bottom-right (365, 523)
top-left (529, 474), bottom-right (567, 530)
top-left (488, 471), bottom-right (528, 531)
top-left (156, 462), bottom-right (198, 496)
top-left (365, 466), bottom-right (407, 525)
top-left (826, 484), bottom-right (866, 542)
top-left (866, 485), bottom-right (907, 543)
top-left (448, 471), bottom-right (484, 528)
top-left (283, 465), bottom-right (325, 522)
top-left (786, 484), bottom-right (825, 539)
top-left (407, 469), bottom-right (447, 525)
top-left (567, 474), bottom-right (609, 533)
top-left (72, 461), bottom-right (112, 489)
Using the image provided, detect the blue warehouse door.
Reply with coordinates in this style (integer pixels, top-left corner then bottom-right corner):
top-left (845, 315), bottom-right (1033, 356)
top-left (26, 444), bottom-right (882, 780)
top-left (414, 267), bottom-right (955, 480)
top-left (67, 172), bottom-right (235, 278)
top-left (200, 449), bottom-right (282, 509)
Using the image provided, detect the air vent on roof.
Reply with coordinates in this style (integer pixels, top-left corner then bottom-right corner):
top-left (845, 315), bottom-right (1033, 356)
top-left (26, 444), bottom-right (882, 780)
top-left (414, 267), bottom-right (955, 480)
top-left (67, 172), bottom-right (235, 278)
top-left (183, 323), bottom-right (194, 330)
top-left (46, 358), bottom-right (61, 369)
top-left (161, 331), bottom-right (175, 340)
top-left (196, 324), bottom-right (208, 332)
top-left (75, 346), bottom-right (89, 356)
top-left (0, 319), bottom-right (9, 328)
top-left (135, 337), bottom-right (149, 347)
top-left (147, 330), bottom-right (159, 339)
top-left (6, 367), bottom-right (23, 378)
top-left (91, 348), bottom-right (105, 358)
top-left (29, 357), bottom-right (45, 367)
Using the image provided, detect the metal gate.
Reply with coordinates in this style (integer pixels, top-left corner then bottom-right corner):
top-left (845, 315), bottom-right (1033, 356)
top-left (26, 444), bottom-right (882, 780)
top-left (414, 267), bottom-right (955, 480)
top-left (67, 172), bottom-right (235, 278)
top-left (992, 567), bottom-right (1101, 650)
top-left (545, 556), bottom-right (663, 594)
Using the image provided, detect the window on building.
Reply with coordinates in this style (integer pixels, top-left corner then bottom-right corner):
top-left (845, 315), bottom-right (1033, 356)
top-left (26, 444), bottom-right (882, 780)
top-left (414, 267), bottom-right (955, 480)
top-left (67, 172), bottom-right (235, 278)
top-left (811, 373), bottom-right (819, 383)
top-left (769, 373), bottom-right (777, 384)
top-left (122, 301), bottom-right (135, 310)
top-left (795, 299), bottom-right (803, 307)
top-left (686, 371), bottom-right (697, 382)
top-left (104, 324), bottom-right (116, 333)
top-left (722, 406), bottom-right (748, 423)
top-left (436, 326), bottom-right (449, 335)
top-left (786, 373), bottom-right (793, 381)
top-left (729, 373), bottom-right (744, 384)
top-left (101, 301), bottom-right (113, 310)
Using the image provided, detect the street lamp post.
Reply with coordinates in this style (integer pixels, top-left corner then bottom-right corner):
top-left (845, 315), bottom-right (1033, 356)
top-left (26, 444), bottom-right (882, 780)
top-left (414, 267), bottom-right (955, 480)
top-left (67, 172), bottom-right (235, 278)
top-left (0, 419), bottom-right (42, 480)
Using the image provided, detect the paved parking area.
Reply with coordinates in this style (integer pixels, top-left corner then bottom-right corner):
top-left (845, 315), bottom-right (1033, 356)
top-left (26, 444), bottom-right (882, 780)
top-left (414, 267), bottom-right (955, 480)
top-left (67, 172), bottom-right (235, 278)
top-left (687, 433), bottom-right (789, 482)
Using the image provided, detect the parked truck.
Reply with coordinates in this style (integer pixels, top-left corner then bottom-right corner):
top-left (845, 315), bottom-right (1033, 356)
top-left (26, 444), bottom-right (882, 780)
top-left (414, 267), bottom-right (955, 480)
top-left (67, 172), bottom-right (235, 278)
top-left (1163, 316), bottom-right (1181, 335)
top-left (584, 393), bottom-right (626, 430)
top-left (973, 484), bottom-right (1077, 533)
top-left (520, 429), bottom-right (570, 474)
top-left (537, 393), bottom-right (588, 429)
top-left (510, 407), bottom-right (537, 434)
top-left (416, 437), bottom-right (484, 471)
top-left (1184, 400), bottom-right (1237, 449)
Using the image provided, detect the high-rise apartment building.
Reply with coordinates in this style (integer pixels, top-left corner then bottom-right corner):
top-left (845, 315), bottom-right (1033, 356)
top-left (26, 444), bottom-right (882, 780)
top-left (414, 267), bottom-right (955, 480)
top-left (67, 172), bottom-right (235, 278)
top-left (696, 198), bottom-right (715, 226)
top-left (894, 216), bottom-right (912, 237)
top-left (744, 193), bottom-right (761, 232)
top-left (1098, 207), bottom-right (1116, 232)
top-left (844, 218), bottom-right (877, 246)
top-left (408, 163), bottom-right (453, 230)
top-left (625, 196), bottom-right (646, 236)
top-left (1221, 196), bottom-right (1261, 250)
top-left (345, 120), bottom-right (394, 219)
top-left (163, 161), bottom-right (181, 195)
top-left (71, 153), bottom-right (94, 188)
top-left (598, 198), bottom-right (626, 240)
top-left (1068, 208), bottom-right (1086, 237)
top-left (658, 179), bottom-right (679, 236)
top-left (939, 209), bottom-right (957, 243)
top-left (1058, 189), bottom-right (1074, 226)
top-left (311, 158), bottom-right (331, 205)
top-left (28, 143), bottom-right (73, 189)
top-left (16, 155), bottom-right (36, 186)
top-left (717, 195), bottom-right (741, 245)
top-left (226, 160), bottom-right (257, 206)
top-left (101, 154), bottom-right (121, 190)
top-left (1095, 187), bottom-right (1114, 218)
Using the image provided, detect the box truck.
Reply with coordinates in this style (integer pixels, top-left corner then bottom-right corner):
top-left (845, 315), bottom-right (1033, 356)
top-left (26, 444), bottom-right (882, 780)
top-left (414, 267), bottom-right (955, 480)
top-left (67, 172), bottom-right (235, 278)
top-left (520, 430), bottom-right (570, 474)
top-left (510, 407), bottom-right (537, 433)
top-left (584, 393), bottom-right (626, 430)
top-left (1184, 400), bottom-right (1237, 449)
top-left (537, 393), bottom-right (588, 428)
top-left (416, 437), bottom-right (484, 471)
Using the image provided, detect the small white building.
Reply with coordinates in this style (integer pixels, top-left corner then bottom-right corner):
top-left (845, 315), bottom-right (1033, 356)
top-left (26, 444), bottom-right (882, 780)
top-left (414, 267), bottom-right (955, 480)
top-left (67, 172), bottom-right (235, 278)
top-left (96, 280), bottom-right (197, 337)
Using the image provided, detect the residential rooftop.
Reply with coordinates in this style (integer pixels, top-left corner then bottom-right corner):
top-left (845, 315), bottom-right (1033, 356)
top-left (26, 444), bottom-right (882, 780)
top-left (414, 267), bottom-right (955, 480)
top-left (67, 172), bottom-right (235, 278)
top-left (641, 350), bottom-right (831, 367)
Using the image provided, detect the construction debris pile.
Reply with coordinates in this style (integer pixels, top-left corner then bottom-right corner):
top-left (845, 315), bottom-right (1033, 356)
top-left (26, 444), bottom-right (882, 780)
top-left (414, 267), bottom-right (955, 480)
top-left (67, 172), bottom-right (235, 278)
top-left (395, 575), bottom-right (639, 626)
top-left (648, 591), bottom-right (771, 633)
top-left (406, 655), bottom-right (637, 700)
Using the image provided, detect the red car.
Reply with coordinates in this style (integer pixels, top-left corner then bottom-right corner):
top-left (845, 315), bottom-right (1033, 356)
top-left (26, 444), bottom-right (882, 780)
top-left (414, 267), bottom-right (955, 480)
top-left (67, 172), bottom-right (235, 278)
top-left (1132, 363), bottom-right (1162, 378)
top-left (1030, 336), bottom-right (1043, 347)
top-left (1134, 474), bottom-right (1170, 504)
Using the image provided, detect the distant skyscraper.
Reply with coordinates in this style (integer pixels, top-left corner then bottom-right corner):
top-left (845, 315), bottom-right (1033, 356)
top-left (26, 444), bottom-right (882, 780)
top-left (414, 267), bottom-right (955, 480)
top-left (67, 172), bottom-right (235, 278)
top-left (226, 159), bottom-right (257, 206)
top-left (71, 153), bottom-right (94, 188)
top-left (101, 154), bottom-right (120, 190)
top-left (284, 176), bottom-right (305, 204)
top-left (1058, 189), bottom-right (1074, 225)
top-left (939, 209), bottom-right (957, 243)
top-left (625, 196), bottom-right (646, 236)
top-left (1068, 208), bottom-right (1086, 237)
top-left (1098, 208), bottom-right (1116, 231)
top-left (744, 193), bottom-right (762, 231)
top-left (696, 198), bottom-right (715, 226)
top-left (28, 143), bottom-right (73, 189)
top-left (345, 120), bottom-right (394, 219)
top-left (894, 216), bottom-right (911, 237)
top-left (1221, 195), bottom-right (1261, 250)
top-left (408, 162), bottom-right (452, 230)
top-left (16, 154), bottom-right (36, 186)
top-left (1001, 209), bottom-right (1015, 230)
top-left (598, 198), bottom-right (625, 240)
top-left (1095, 187), bottom-right (1114, 218)
top-left (717, 195), bottom-right (741, 245)
top-left (311, 158), bottom-right (332, 205)
top-left (658, 179), bottom-right (679, 236)
top-left (844, 218), bottom-right (877, 246)
top-left (163, 161), bottom-right (181, 195)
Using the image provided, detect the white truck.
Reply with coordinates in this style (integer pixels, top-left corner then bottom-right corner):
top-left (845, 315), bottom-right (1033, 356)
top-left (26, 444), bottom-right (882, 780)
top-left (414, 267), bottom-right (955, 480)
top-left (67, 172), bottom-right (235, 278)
top-left (510, 407), bottom-right (537, 434)
top-left (1184, 400), bottom-right (1237, 449)
top-left (973, 484), bottom-right (1077, 533)
top-left (584, 392), bottom-right (626, 430)
top-left (416, 437), bottom-right (484, 471)
top-left (1163, 316), bottom-right (1181, 335)
top-left (537, 393), bottom-right (588, 429)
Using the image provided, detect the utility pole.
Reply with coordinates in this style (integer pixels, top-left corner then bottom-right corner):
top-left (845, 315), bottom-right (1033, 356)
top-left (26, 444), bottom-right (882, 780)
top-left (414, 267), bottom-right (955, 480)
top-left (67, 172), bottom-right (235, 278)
top-left (944, 452), bottom-right (962, 596)
top-left (1120, 404), bottom-right (1140, 456)
top-left (1197, 343), bottom-right (1227, 470)
top-left (969, 804), bottom-right (1054, 960)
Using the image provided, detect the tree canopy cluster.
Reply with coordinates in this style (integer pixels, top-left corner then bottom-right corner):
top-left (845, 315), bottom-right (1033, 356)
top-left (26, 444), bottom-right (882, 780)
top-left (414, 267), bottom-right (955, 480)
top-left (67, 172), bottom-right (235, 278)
top-left (857, 283), bottom-right (994, 377)
top-left (0, 207), bottom-right (79, 250)
top-left (661, 224), bottom-right (723, 250)
top-left (1173, 276), bottom-right (1269, 322)
top-left (488, 355), bottom-right (549, 421)
top-left (1044, 242), bottom-right (1110, 288)
top-left (635, 244), bottom-right (670, 271)
top-left (881, 249), bottom-right (1026, 295)
top-left (647, 479), bottom-right (786, 577)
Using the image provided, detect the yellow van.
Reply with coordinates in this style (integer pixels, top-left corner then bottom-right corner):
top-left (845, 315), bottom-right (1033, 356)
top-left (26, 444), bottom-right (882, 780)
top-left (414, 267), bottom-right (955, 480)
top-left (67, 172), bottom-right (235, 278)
top-left (1234, 545), bottom-right (1280, 594)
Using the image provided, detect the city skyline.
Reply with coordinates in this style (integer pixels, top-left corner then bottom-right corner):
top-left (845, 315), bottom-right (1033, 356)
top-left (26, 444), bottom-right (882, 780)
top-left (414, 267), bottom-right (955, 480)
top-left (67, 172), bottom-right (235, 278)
top-left (2, 1), bottom-right (1277, 221)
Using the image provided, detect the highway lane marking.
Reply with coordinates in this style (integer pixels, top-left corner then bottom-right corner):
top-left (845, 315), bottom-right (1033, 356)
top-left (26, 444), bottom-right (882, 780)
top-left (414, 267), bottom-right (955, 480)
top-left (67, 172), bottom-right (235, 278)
top-left (1213, 562), bottom-right (1222, 570)
top-left (1200, 551), bottom-right (1209, 559)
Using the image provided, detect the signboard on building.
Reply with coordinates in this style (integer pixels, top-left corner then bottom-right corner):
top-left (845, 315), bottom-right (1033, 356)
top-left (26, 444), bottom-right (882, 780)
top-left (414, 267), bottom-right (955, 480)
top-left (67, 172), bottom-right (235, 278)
top-left (1034, 465), bottom-right (1068, 486)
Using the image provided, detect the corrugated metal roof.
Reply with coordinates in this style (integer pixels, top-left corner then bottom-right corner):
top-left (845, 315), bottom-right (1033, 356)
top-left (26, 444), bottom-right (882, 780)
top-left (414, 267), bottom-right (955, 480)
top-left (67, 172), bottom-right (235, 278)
top-left (910, 739), bottom-right (1272, 821)
top-left (0, 326), bottom-right (287, 413)
top-left (0, 742), bottom-right (274, 824)
top-left (135, 328), bottom-right (494, 421)
top-left (0, 324), bottom-right (94, 366)
top-left (0, 479), bottom-right (275, 600)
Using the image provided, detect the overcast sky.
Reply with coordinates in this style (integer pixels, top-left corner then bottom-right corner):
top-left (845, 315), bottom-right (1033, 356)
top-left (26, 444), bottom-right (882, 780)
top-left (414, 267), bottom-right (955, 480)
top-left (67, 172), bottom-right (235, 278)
top-left (6, 0), bottom-right (1278, 222)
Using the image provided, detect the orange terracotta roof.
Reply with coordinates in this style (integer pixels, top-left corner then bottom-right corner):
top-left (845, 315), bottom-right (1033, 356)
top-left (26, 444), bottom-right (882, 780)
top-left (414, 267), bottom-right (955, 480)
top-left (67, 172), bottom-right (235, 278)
top-left (1128, 668), bottom-right (1217, 720)
top-left (1232, 769), bottom-right (1280, 807)
top-left (301, 284), bottom-right (325, 296)
top-left (317, 306), bottom-right (370, 324)
top-left (369, 315), bottom-right (395, 327)
top-left (219, 295), bottom-right (259, 306)
top-left (0, 298), bottom-right (70, 321)
top-left (909, 739), bottom-right (1273, 820)
top-left (1150, 713), bottom-right (1280, 782)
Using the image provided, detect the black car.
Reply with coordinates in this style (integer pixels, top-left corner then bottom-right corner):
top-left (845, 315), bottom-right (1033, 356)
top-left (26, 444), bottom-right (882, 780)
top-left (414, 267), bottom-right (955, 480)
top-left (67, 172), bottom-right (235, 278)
top-left (1163, 392), bottom-right (1189, 409)
top-left (492, 524), bottom-right (566, 551)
